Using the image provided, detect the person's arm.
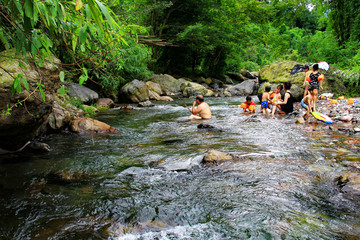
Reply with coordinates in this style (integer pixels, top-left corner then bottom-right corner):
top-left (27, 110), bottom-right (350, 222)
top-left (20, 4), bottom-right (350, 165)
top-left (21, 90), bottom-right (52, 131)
top-left (277, 93), bottom-right (289, 105)
top-left (191, 101), bottom-right (201, 115)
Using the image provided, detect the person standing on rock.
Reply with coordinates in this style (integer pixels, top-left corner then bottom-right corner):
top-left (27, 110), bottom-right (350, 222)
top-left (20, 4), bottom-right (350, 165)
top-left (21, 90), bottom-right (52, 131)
top-left (189, 95), bottom-right (212, 120)
top-left (303, 64), bottom-right (312, 98)
top-left (307, 63), bottom-right (324, 112)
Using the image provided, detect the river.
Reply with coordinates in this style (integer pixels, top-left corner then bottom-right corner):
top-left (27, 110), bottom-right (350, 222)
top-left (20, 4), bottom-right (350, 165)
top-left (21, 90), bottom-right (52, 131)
top-left (1, 97), bottom-right (360, 239)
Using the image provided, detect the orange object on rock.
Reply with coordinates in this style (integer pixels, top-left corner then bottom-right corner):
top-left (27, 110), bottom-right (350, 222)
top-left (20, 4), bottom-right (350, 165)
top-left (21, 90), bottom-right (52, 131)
top-left (348, 98), bottom-right (354, 105)
top-left (338, 96), bottom-right (345, 100)
top-left (330, 100), bottom-right (338, 105)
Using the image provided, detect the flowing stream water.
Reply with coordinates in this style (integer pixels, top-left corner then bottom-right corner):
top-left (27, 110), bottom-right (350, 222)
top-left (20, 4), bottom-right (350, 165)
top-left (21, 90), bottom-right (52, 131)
top-left (1, 97), bottom-right (360, 239)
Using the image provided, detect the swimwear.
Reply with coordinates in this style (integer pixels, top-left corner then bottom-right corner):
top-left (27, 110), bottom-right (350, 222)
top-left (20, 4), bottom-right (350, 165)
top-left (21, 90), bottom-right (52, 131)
top-left (308, 72), bottom-right (323, 91)
top-left (261, 101), bottom-right (269, 109)
top-left (281, 92), bottom-right (294, 114)
top-left (301, 99), bottom-right (308, 108)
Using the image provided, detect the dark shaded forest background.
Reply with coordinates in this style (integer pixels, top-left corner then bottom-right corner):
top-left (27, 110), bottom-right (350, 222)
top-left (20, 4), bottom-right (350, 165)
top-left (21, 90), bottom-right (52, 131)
top-left (1, 0), bottom-right (360, 95)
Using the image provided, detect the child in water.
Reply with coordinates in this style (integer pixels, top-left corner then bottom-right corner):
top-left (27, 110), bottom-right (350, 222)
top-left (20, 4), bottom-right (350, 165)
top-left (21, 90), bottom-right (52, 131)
top-left (241, 96), bottom-right (256, 113)
top-left (301, 93), bottom-right (313, 122)
top-left (261, 86), bottom-right (271, 115)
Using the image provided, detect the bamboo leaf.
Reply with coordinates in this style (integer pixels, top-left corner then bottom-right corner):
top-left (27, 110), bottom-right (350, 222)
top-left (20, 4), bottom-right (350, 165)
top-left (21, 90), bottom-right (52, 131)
top-left (87, 0), bottom-right (104, 32)
top-left (0, 27), bottom-right (10, 50)
top-left (59, 71), bottom-right (65, 82)
top-left (13, 77), bottom-right (21, 94)
top-left (95, 0), bottom-right (113, 28)
top-left (79, 24), bottom-right (88, 44)
top-left (24, 0), bottom-right (34, 19)
top-left (20, 76), bottom-right (30, 90)
top-left (38, 84), bottom-right (46, 102)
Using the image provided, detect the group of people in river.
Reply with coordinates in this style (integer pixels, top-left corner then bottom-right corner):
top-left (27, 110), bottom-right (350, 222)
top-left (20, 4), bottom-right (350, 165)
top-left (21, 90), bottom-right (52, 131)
top-left (188, 63), bottom-right (325, 121)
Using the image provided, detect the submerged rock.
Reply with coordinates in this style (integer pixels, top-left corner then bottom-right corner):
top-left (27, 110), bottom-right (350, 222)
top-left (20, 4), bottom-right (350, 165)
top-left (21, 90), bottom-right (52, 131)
top-left (71, 117), bottom-right (118, 134)
top-left (335, 172), bottom-right (360, 201)
top-left (203, 149), bottom-right (235, 164)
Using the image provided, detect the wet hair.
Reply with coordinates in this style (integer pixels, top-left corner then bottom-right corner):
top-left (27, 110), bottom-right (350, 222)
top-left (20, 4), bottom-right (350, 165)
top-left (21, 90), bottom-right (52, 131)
top-left (304, 64), bottom-right (309, 70)
top-left (277, 85), bottom-right (283, 91)
top-left (265, 86), bottom-right (271, 92)
top-left (246, 96), bottom-right (252, 101)
top-left (196, 95), bottom-right (204, 102)
top-left (283, 81), bottom-right (292, 90)
top-left (313, 63), bottom-right (319, 71)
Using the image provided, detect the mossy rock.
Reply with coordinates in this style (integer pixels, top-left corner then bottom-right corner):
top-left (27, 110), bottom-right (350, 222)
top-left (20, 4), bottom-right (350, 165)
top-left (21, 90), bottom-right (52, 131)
top-left (260, 61), bottom-right (304, 85)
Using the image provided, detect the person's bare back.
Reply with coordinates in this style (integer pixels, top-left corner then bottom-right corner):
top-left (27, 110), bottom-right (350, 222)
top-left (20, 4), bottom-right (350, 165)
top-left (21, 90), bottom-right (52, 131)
top-left (189, 95), bottom-right (211, 120)
top-left (196, 102), bottom-right (211, 119)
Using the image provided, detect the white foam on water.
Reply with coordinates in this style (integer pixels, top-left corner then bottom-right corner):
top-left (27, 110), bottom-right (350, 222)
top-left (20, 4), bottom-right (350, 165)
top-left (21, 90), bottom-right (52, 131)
top-left (114, 223), bottom-right (222, 240)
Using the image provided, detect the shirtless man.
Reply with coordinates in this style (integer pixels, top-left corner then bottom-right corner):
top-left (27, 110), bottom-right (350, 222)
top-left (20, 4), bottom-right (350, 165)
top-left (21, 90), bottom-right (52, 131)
top-left (189, 95), bottom-right (211, 120)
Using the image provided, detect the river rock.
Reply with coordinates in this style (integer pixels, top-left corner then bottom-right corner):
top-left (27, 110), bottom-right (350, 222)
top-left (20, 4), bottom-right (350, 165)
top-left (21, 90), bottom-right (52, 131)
top-left (146, 81), bottom-right (163, 95)
top-left (148, 74), bottom-right (187, 95)
top-left (203, 149), bottom-right (234, 164)
top-left (336, 172), bottom-right (360, 201)
top-left (120, 79), bottom-right (150, 103)
top-left (158, 96), bottom-right (173, 101)
top-left (225, 80), bottom-right (258, 96)
top-left (25, 141), bottom-right (51, 152)
top-left (240, 69), bottom-right (257, 79)
top-left (340, 115), bottom-right (353, 122)
top-left (226, 72), bottom-right (247, 83)
top-left (66, 83), bottom-right (99, 103)
top-left (295, 117), bottom-right (306, 124)
top-left (0, 49), bottom-right (61, 151)
top-left (182, 81), bottom-right (214, 97)
top-left (70, 117), bottom-right (118, 134)
top-left (96, 98), bottom-right (115, 108)
top-left (137, 100), bottom-right (154, 107)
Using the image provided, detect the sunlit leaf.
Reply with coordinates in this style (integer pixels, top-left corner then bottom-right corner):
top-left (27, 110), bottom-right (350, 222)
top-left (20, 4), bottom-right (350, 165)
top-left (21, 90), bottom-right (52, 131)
top-left (76, 0), bottom-right (83, 11)
top-left (59, 85), bottom-right (66, 97)
top-left (59, 71), bottom-right (65, 82)
top-left (20, 75), bottom-right (30, 90)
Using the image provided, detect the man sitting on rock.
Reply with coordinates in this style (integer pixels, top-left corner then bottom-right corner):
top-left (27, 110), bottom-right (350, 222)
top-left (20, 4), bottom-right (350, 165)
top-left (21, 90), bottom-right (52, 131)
top-left (189, 95), bottom-right (212, 120)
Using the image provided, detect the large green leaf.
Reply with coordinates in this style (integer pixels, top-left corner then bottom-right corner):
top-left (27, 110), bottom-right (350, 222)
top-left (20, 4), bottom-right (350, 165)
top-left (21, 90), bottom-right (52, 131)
top-left (95, 0), bottom-right (113, 29)
top-left (24, 0), bottom-right (34, 19)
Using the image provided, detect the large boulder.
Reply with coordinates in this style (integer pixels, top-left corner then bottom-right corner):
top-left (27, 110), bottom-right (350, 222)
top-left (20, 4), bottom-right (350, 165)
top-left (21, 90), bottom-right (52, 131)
top-left (70, 117), bottom-right (118, 134)
top-left (120, 79), bottom-right (150, 103)
top-left (225, 80), bottom-right (258, 96)
top-left (66, 83), bottom-right (99, 103)
top-left (181, 81), bottom-right (214, 98)
top-left (148, 74), bottom-right (187, 95)
top-left (0, 49), bottom-right (61, 150)
top-left (146, 81), bottom-right (163, 95)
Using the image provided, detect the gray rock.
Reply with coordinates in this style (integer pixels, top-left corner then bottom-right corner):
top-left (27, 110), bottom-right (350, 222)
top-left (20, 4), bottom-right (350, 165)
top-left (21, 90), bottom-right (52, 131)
top-left (137, 100), bottom-right (154, 107)
top-left (120, 79), bottom-right (150, 103)
top-left (66, 83), bottom-right (99, 103)
top-left (226, 80), bottom-right (258, 96)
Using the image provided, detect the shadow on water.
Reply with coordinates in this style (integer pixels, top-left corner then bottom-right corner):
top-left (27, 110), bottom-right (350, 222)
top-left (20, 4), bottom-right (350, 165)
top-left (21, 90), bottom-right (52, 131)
top-left (1, 97), bottom-right (360, 239)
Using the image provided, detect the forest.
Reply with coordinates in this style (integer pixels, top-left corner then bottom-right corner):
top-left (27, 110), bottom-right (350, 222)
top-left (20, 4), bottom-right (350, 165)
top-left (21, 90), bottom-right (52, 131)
top-left (1, 0), bottom-right (360, 96)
